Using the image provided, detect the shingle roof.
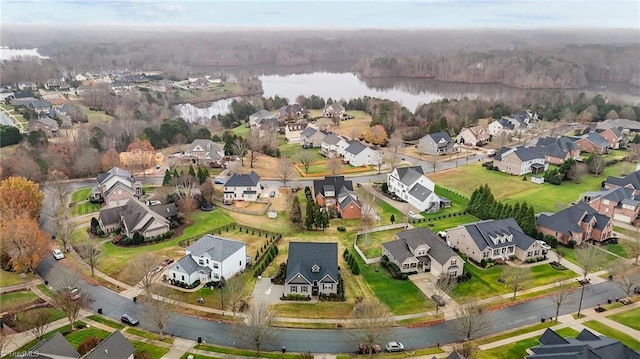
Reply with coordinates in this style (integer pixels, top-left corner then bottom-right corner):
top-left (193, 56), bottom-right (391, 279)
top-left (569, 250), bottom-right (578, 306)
top-left (250, 109), bottom-right (276, 119)
top-left (172, 255), bottom-right (201, 275)
top-left (30, 332), bottom-right (80, 358)
top-left (605, 170), bottom-right (640, 191)
top-left (99, 205), bottom-right (124, 226)
top-left (97, 167), bottom-right (133, 184)
top-left (323, 133), bottom-right (345, 145)
top-left (462, 218), bottom-right (536, 251)
top-left (408, 183), bottom-right (432, 202)
top-left (495, 146), bottom-right (543, 162)
top-left (84, 331), bottom-right (135, 359)
top-left (30, 100), bottom-right (52, 108)
top-left (313, 176), bottom-right (353, 198)
top-left (224, 171), bottom-right (260, 187)
top-left (345, 141), bottom-right (368, 155)
top-left (150, 203), bottom-right (178, 218)
top-left (395, 166), bottom-right (425, 187)
top-left (186, 139), bottom-right (223, 161)
top-left (526, 328), bottom-right (640, 359)
top-left (602, 118), bottom-right (640, 131)
top-left (428, 131), bottom-right (453, 143)
top-left (186, 234), bottom-right (246, 262)
top-left (300, 126), bottom-right (318, 137)
top-left (385, 227), bottom-right (459, 266)
top-left (535, 136), bottom-right (577, 159)
top-left (33, 116), bottom-right (59, 130)
top-left (536, 202), bottom-right (611, 235)
top-left (285, 242), bottom-right (338, 285)
top-left (495, 118), bottom-right (515, 130)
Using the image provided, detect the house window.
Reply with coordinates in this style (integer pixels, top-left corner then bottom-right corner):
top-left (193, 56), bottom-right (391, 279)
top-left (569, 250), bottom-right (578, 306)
top-left (206, 259), bottom-right (209, 264)
top-left (239, 260), bottom-right (242, 266)
top-left (213, 264), bottom-right (219, 269)
top-left (301, 286), bottom-right (308, 293)
top-left (172, 273), bottom-right (176, 279)
top-left (214, 273), bottom-right (219, 279)
top-left (312, 265), bottom-right (320, 272)
top-left (323, 283), bottom-right (333, 290)
top-left (527, 252), bottom-right (532, 258)
top-left (181, 275), bottom-right (185, 281)
top-left (451, 259), bottom-right (457, 266)
top-left (449, 270), bottom-right (458, 277)
top-left (290, 286), bottom-right (297, 293)
top-left (199, 259), bottom-right (204, 265)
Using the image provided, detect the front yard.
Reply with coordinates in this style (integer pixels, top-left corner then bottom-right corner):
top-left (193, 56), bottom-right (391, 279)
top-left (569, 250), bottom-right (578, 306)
top-left (607, 307), bottom-right (640, 331)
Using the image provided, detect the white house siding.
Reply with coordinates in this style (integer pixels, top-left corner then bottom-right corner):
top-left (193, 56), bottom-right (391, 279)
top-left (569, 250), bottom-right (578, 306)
top-left (190, 246), bottom-right (246, 281)
top-left (169, 268), bottom-right (199, 285)
top-left (224, 185), bottom-right (260, 202)
top-left (345, 148), bottom-right (380, 167)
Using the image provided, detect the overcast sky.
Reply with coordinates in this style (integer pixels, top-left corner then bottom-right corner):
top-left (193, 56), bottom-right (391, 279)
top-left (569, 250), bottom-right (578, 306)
top-left (2, 0), bottom-right (639, 29)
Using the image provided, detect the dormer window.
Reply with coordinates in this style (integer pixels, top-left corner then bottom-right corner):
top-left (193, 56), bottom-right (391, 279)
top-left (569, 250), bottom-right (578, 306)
top-left (311, 264), bottom-right (320, 272)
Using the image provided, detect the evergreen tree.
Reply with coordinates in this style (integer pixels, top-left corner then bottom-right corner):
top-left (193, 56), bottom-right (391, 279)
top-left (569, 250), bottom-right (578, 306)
top-left (188, 164), bottom-right (196, 178)
top-left (289, 196), bottom-right (303, 228)
top-left (162, 169), bottom-right (172, 186)
top-left (305, 200), bottom-right (316, 230)
top-left (172, 168), bottom-right (179, 179)
top-left (197, 166), bottom-right (208, 184)
top-left (318, 207), bottom-right (330, 230)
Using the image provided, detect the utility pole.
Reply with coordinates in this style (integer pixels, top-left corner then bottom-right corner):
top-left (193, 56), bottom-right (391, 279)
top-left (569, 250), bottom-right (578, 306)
top-left (576, 279), bottom-right (586, 318)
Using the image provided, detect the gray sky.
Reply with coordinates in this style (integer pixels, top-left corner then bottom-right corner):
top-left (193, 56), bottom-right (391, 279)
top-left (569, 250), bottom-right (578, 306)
top-left (1, 0), bottom-right (639, 29)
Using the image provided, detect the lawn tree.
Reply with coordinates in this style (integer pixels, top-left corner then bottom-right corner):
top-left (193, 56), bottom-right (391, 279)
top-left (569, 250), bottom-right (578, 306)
top-left (609, 263), bottom-right (640, 298)
top-left (0, 212), bottom-right (50, 273)
top-left (375, 152), bottom-right (385, 174)
top-left (247, 132), bottom-right (262, 169)
top-left (0, 176), bottom-right (44, 219)
top-left (432, 273), bottom-right (456, 316)
top-left (575, 245), bottom-right (606, 281)
top-left (586, 154), bottom-right (605, 175)
top-left (224, 278), bottom-right (245, 316)
top-left (297, 152), bottom-right (315, 174)
top-left (548, 280), bottom-right (574, 322)
top-left (126, 253), bottom-right (161, 297)
top-left (141, 284), bottom-right (175, 340)
top-left (277, 156), bottom-right (295, 187)
top-left (622, 232), bottom-right (640, 265)
top-left (360, 192), bottom-right (377, 245)
top-left (233, 302), bottom-right (277, 356)
top-left (174, 172), bottom-right (200, 213)
top-left (552, 247), bottom-right (565, 265)
top-left (387, 132), bottom-right (403, 170)
top-left (326, 158), bottom-right (342, 175)
top-left (78, 237), bottom-right (101, 277)
top-left (502, 266), bottom-right (532, 300)
top-left (231, 137), bottom-right (249, 167)
top-left (567, 162), bottom-right (587, 184)
top-left (24, 309), bottom-right (54, 340)
top-left (46, 174), bottom-right (74, 253)
top-left (126, 138), bottom-right (155, 177)
top-left (349, 298), bottom-right (394, 355)
top-left (53, 272), bottom-right (93, 330)
top-left (200, 181), bottom-right (215, 205)
top-left (451, 302), bottom-right (491, 340)
top-left (289, 195), bottom-right (303, 229)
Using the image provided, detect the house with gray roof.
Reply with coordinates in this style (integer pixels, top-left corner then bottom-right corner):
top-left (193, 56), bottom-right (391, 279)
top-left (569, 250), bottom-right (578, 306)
top-left (300, 125), bottom-right (327, 148)
top-left (84, 330), bottom-right (135, 359)
top-left (534, 136), bottom-right (581, 164)
top-left (169, 234), bottom-right (247, 286)
top-left (418, 132), bottom-right (455, 155)
top-left (321, 102), bottom-right (345, 118)
top-left (526, 328), bottom-right (640, 359)
top-left (582, 186), bottom-right (640, 224)
top-left (596, 126), bottom-right (624, 149)
top-left (249, 109), bottom-right (277, 128)
top-left (387, 166), bottom-right (440, 212)
top-left (28, 332), bottom-right (80, 359)
top-left (343, 141), bottom-right (381, 167)
top-left (312, 176), bottom-right (361, 219)
top-left (598, 118), bottom-right (640, 134)
top-left (284, 121), bottom-right (309, 143)
top-left (98, 197), bottom-right (170, 239)
top-left (223, 170), bottom-right (261, 204)
top-left (321, 133), bottom-right (349, 158)
top-left (185, 139), bottom-right (225, 166)
top-left (487, 117), bottom-right (516, 136)
top-left (537, 202), bottom-right (613, 246)
top-left (28, 116), bottom-right (59, 137)
top-left (571, 132), bottom-right (610, 154)
top-left (447, 218), bottom-right (544, 263)
top-left (285, 242), bottom-right (338, 296)
top-left (92, 167), bottom-right (142, 207)
top-left (29, 100), bottom-right (52, 113)
top-left (492, 146), bottom-right (547, 176)
top-left (382, 227), bottom-right (463, 278)
top-left (604, 169), bottom-right (640, 195)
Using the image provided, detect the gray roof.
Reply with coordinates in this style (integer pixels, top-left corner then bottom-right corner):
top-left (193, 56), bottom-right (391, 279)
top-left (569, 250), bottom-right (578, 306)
top-left (150, 203), bottom-right (178, 218)
top-left (313, 176), bottom-right (353, 198)
top-left (537, 202), bottom-right (611, 235)
top-left (186, 234), bottom-right (246, 261)
top-left (186, 139), bottom-right (223, 161)
top-left (30, 332), bottom-right (80, 358)
top-left (345, 141), bottom-right (368, 155)
top-left (526, 328), bottom-right (640, 359)
top-left (494, 146), bottom-right (543, 162)
top-left (300, 126), bottom-right (318, 138)
top-left (32, 116), bottom-right (59, 130)
top-left (462, 218), bottom-right (536, 251)
top-left (224, 170), bottom-right (260, 187)
top-left (30, 100), bottom-right (52, 109)
top-left (584, 186), bottom-right (637, 205)
top-left (395, 166), bottom-right (425, 187)
top-left (338, 191), bottom-right (360, 211)
top-left (495, 118), bottom-right (515, 130)
top-left (605, 169), bottom-right (640, 191)
top-left (97, 167), bottom-right (133, 184)
top-left (598, 127), bottom-right (623, 138)
top-left (385, 227), bottom-right (459, 266)
top-left (427, 131), bottom-right (453, 143)
top-left (602, 118), bottom-right (640, 132)
top-left (407, 183), bottom-right (432, 202)
top-left (572, 132), bottom-right (609, 149)
top-left (323, 102), bottom-right (345, 112)
top-left (172, 254), bottom-right (201, 275)
top-left (99, 205), bottom-right (124, 226)
top-left (84, 331), bottom-right (135, 359)
top-left (104, 180), bottom-right (135, 198)
top-left (120, 198), bottom-right (155, 231)
top-left (285, 242), bottom-right (338, 285)
top-left (535, 136), bottom-right (577, 160)
top-left (323, 133), bottom-right (345, 145)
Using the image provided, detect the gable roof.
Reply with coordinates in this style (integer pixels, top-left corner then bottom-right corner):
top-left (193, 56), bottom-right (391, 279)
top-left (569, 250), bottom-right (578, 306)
top-left (99, 204), bottom-right (125, 226)
top-left (224, 171), bottom-right (260, 187)
top-left (601, 118), bottom-right (640, 132)
top-left (584, 186), bottom-right (638, 206)
top-left (494, 146), bottom-right (543, 162)
top-left (391, 227), bottom-right (460, 265)
top-left (186, 139), bottom-right (223, 161)
top-left (323, 133), bottom-right (346, 145)
top-left (186, 234), bottom-right (246, 261)
top-left (407, 183), bottom-right (432, 202)
top-left (300, 126), bottom-right (318, 138)
top-left (250, 109), bottom-right (275, 119)
top-left (461, 218), bottom-right (536, 251)
top-left (426, 131), bottom-right (453, 143)
top-left (526, 328), bottom-right (640, 359)
top-left (605, 169), bottom-right (640, 190)
top-left (535, 136), bottom-right (578, 159)
top-left (172, 254), bottom-right (202, 275)
top-left (32, 116), bottom-right (59, 130)
top-left (84, 331), bottom-right (135, 359)
top-left (572, 132), bottom-right (609, 149)
top-left (313, 176), bottom-right (353, 198)
top-left (285, 242), bottom-right (338, 285)
top-left (30, 332), bottom-right (80, 358)
top-left (150, 203), bottom-right (178, 218)
top-left (494, 118), bottom-right (515, 130)
top-left (120, 198), bottom-right (168, 232)
top-left (395, 166), bottom-right (425, 187)
top-left (345, 141), bottom-right (369, 155)
top-left (323, 102), bottom-right (345, 112)
top-left (537, 202), bottom-right (611, 235)
top-left (97, 167), bottom-right (133, 185)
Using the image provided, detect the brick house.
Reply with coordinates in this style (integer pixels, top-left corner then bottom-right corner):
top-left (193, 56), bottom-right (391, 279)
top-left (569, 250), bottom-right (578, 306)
top-left (536, 202), bottom-right (613, 245)
top-left (534, 136), bottom-right (581, 165)
top-left (582, 186), bottom-right (640, 224)
top-left (604, 169), bottom-right (640, 195)
top-left (455, 126), bottom-right (489, 146)
top-left (570, 132), bottom-right (609, 155)
top-left (595, 127), bottom-right (624, 149)
top-left (312, 176), bottom-right (361, 219)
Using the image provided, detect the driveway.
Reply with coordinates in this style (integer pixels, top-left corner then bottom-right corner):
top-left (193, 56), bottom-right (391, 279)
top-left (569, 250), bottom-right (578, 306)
top-left (409, 272), bottom-right (460, 319)
top-left (252, 277), bottom-right (284, 306)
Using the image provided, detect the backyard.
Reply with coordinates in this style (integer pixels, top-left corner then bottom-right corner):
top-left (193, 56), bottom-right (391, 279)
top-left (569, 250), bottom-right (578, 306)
top-left (582, 320), bottom-right (640, 351)
top-left (356, 228), bottom-right (404, 258)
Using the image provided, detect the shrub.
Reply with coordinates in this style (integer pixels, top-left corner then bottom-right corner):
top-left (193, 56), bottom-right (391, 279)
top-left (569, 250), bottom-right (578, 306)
top-left (134, 350), bottom-right (152, 359)
top-left (567, 240), bottom-right (577, 249)
top-left (337, 226), bottom-right (346, 232)
top-left (78, 337), bottom-right (102, 355)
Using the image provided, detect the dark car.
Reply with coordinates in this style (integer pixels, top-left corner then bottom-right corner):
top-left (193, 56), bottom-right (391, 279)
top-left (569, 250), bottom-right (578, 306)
top-left (431, 294), bottom-right (445, 307)
top-left (161, 258), bottom-right (174, 266)
top-left (634, 286), bottom-right (640, 294)
top-left (121, 313), bottom-right (139, 326)
top-left (214, 179), bottom-right (224, 184)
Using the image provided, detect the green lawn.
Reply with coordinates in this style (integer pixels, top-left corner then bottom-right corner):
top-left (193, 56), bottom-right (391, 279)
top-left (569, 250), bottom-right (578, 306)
top-left (561, 246), bottom-right (620, 270)
top-left (607, 307), bottom-right (640, 331)
top-left (413, 214), bottom-right (479, 233)
top-left (87, 314), bottom-right (126, 329)
top-left (72, 187), bottom-right (93, 202)
top-left (475, 337), bottom-right (539, 359)
top-left (0, 270), bottom-right (28, 287)
top-left (0, 290), bottom-right (39, 312)
top-left (554, 327), bottom-right (580, 338)
top-left (231, 124), bottom-right (250, 137)
top-left (281, 143), bottom-right (324, 162)
top-left (583, 320), bottom-right (640, 351)
top-left (356, 228), bottom-right (404, 258)
top-left (71, 201), bottom-right (101, 217)
top-left (16, 307), bottom-right (67, 331)
top-left (422, 186), bottom-right (469, 218)
top-left (605, 243), bottom-right (630, 258)
top-left (355, 188), bottom-right (403, 225)
top-left (131, 340), bottom-right (170, 359)
top-left (126, 327), bottom-right (174, 343)
top-left (181, 354), bottom-right (221, 359)
top-left (65, 327), bottom-right (110, 347)
top-left (195, 344), bottom-right (307, 359)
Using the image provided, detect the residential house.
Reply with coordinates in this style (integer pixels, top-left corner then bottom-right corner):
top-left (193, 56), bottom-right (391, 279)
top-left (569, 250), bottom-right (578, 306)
top-left (300, 125), bottom-right (327, 148)
top-left (447, 218), bottom-right (544, 263)
top-left (168, 234), bottom-right (247, 286)
top-left (256, 117), bottom-right (281, 138)
top-left (284, 122), bottom-right (309, 143)
top-left (92, 167), bottom-right (142, 207)
top-left (492, 146), bottom-right (547, 176)
top-left (223, 171), bottom-right (261, 204)
top-left (312, 176), bottom-right (361, 219)
top-left (248, 109), bottom-right (277, 128)
top-left (84, 331), bottom-right (135, 359)
top-left (0, 88), bottom-right (14, 102)
top-left (598, 118), bottom-right (640, 134)
top-left (487, 117), bottom-right (516, 136)
top-left (28, 116), bottom-right (59, 136)
top-left (570, 132), bottom-right (609, 154)
top-left (596, 127), bottom-right (624, 149)
top-left (98, 198), bottom-right (171, 238)
top-left (525, 328), bottom-right (640, 359)
top-left (111, 81), bottom-right (131, 94)
top-left (285, 242), bottom-right (339, 296)
top-left (582, 187), bottom-right (640, 224)
top-left (604, 169), bottom-right (640, 195)
top-left (455, 125), bottom-right (489, 146)
top-left (418, 132), bottom-right (455, 155)
top-left (536, 202), bottom-right (613, 246)
top-left (29, 100), bottom-right (52, 113)
top-left (277, 103), bottom-right (305, 121)
top-left (28, 332), bottom-right (80, 359)
top-left (343, 141), bottom-right (381, 167)
top-left (150, 203), bottom-right (179, 224)
top-left (321, 102), bottom-right (345, 118)
top-left (189, 78), bottom-right (210, 90)
top-left (382, 227), bottom-right (464, 277)
top-left (387, 166), bottom-right (441, 212)
top-left (321, 133), bottom-right (349, 159)
top-left (534, 136), bottom-right (581, 165)
top-left (511, 109), bottom-right (538, 128)
top-left (45, 78), bottom-right (69, 90)
top-left (18, 82), bottom-right (37, 91)
top-left (185, 139), bottom-right (225, 166)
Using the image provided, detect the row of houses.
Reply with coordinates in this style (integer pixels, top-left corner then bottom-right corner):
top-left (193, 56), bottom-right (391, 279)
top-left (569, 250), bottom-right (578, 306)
top-left (25, 330), bottom-right (135, 359)
top-left (301, 125), bottom-right (382, 167)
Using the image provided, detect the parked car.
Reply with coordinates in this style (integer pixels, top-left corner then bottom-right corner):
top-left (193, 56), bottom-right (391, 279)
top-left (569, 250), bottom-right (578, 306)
top-left (385, 342), bottom-right (404, 352)
top-left (269, 191), bottom-right (276, 198)
top-left (214, 178), bottom-right (225, 184)
top-left (52, 249), bottom-right (65, 260)
top-left (536, 240), bottom-right (551, 251)
top-left (121, 313), bottom-right (139, 326)
top-left (408, 211), bottom-right (420, 219)
top-left (357, 343), bottom-right (381, 354)
top-left (431, 294), bottom-right (445, 307)
top-left (63, 286), bottom-right (81, 300)
top-left (161, 258), bottom-right (175, 266)
top-left (634, 285), bottom-right (640, 294)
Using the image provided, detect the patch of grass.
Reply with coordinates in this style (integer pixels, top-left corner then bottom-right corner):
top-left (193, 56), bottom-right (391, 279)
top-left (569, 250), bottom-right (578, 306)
top-left (181, 354), bottom-right (222, 359)
top-left (554, 327), bottom-right (580, 338)
top-left (195, 344), bottom-right (302, 359)
top-left (127, 327), bottom-right (174, 343)
top-left (87, 314), bottom-right (125, 329)
top-left (0, 270), bottom-right (28, 286)
top-left (16, 307), bottom-right (67, 331)
top-left (471, 321), bottom-right (554, 346)
top-left (71, 201), bottom-right (101, 217)
top-left (131, 340), bottom-right (170, 359)
top-left (281, 143), bottom-right (324, 162)
top-left (72, 187), bottom-right (93, 202)
top-left (607, 307), bottom-right (640, 331)
top-left (475, 337), bottom-right (539, 359)
top-left (271, 301), bottom-right (353, 319)
top-left (605, 242), bottom-right (631, 258)
top-left (231, 124), bottom-right (250, 137)
top-left (583, 320), bottom-right (640, 351)
top-left (0, 290), bottom-right (39, 312)
top-left (356, 228), bottom-right (404, 258)
top-left (0, 321), bottom-right (86, 359)
top-left (37, 284), bottom-right (56, 299)
top-left (414, 214), bottom-right (479, 233)
top-left (561, 246), bottom-right (620, 269)
top-left (65, 327), bottom-right (111, 348)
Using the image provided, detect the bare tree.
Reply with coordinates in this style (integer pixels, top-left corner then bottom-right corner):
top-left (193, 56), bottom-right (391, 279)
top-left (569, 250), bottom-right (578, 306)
top-left (587, 155), bottom-right (606, 175)
top-left (360, 192), bottom-right (377, 245)
top-left (451, 302), bottom-right (491, 340)
top-left (247, 132), bottom-right (262, 169)
top-left (349, 298), bottom-right (394, 355)
top-left (224, 278), bottom-right (246, 316)
top-left (387, 133), bottom-right (403, 170)
top-left (46, 172), bottom-right (73, 252)
top-left (548, 280), bottom-right (574, 322)
top-left (622, 232), bottom-right (640, 265)
top-left (126, 253), bottom-right (161, 297)
top-left (326, 158), bottom-right (341, 175)
top-left (502, 266), bottom-right (532, 300)
top-left (24, 309), bottom-right (54, 340)
top-left (233, 302), bottom-right (277, 356)
top-left (609, 263), bottom-right (640, 298)
top-left (567, 162), bottom-right (588, 184)
top-left (77, 237), bottom-right (101, 278)
top-left (374, 152), bottom-right (385, 174)
top-left (575, 245), bottom-right (606, 281)
top-left (141, 284), bottom-right (175, 339)
top-left (52, 272), bottom-right (94, 330)
top-left (432, 274), bottom-right (456, 316)
top-left (277, 156), bottom-right (296, 187)
top-left (297, 152), bottom-right (315, 174)
top-left (552, 247), bottom-right (565, 265)
top-left (231, 138), bottom-right (249, 167)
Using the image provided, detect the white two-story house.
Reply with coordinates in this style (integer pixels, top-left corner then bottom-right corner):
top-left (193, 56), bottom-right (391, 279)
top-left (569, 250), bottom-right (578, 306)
top-left (223, 171), bottom-right (261, 204)
top-left (387, 166), bottom-right (440, 212)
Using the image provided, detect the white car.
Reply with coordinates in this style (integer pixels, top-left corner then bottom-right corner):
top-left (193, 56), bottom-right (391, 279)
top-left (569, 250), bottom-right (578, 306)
top-left (408, 211), bottom-right (420, 219)
top-left (536, 240), bottom-right (551, 251)
top-left (53, 249), bottom-right (65, 260)
top-left (385, 342), bottom-right (404, 352)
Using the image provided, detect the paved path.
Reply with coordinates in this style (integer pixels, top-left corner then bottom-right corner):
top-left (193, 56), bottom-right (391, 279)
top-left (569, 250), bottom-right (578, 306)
top-left (0, 279), bottom-right (42, 294)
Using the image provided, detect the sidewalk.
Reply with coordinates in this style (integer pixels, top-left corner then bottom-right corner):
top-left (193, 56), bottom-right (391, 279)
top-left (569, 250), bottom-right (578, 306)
top-left (0, 279), bottom-right (42, 294)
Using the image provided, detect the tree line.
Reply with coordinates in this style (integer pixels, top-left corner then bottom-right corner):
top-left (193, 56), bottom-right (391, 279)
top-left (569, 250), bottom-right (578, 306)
top-left (466, 184), bottom-right (537, 237)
